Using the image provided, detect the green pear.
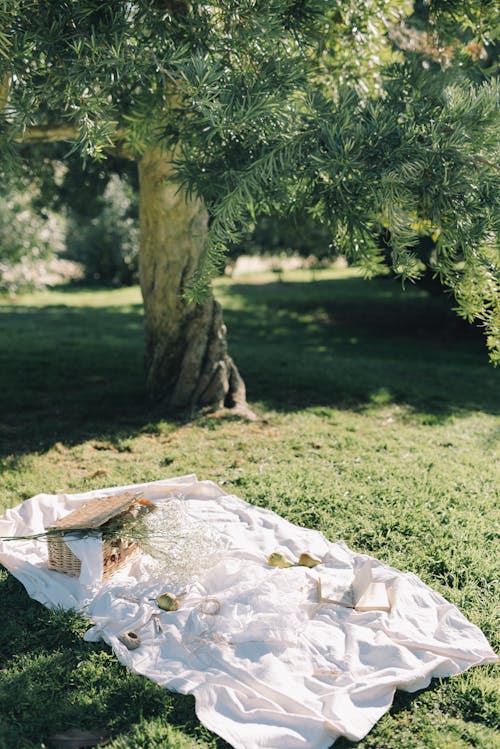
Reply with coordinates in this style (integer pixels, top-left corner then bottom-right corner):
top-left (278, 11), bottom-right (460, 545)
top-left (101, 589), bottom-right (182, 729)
top-left (156, 592), bottom-right (179, 611)
top-left (297, 552), bottom-right (322, 568)
top-left (268, 552), bottom-right (293, 568)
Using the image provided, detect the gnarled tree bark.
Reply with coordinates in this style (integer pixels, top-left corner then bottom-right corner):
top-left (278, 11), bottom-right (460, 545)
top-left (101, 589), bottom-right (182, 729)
top-left (138, 146), bottom-right (249, 414)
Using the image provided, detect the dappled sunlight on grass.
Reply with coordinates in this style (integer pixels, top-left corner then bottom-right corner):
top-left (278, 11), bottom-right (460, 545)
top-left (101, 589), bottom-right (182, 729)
top-left (216, 270), bottom-right (498, 419)
top-left (0, 268), bottom-right (498, 749)
top-left (0, 269), bottom-right (497, 463)
top-left (6, 284), bottom-right (143, 308)
top-left (0, 298), bottom-right (150, 458)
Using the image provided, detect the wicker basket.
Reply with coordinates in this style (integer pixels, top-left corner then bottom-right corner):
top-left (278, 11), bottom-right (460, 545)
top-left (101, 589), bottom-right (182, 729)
top-left (46, 492), bottom-right (150, 580)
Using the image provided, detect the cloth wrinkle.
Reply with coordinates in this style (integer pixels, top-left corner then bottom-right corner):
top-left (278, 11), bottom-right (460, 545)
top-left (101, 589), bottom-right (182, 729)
top-left (0, 475), bottom-right (497, 749)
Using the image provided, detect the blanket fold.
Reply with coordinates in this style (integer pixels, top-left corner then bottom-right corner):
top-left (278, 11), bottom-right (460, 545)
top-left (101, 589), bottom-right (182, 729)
top-left (0, 475), bottom-right (496, 749)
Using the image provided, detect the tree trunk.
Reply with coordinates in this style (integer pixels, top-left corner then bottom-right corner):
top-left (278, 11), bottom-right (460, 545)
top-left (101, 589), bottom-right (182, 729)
top-left (138, 146), bottom-right (249, 415)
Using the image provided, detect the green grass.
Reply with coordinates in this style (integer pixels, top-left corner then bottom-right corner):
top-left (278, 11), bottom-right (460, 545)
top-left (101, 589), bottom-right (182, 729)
top-left (0, 267), bottom-right (498, 749)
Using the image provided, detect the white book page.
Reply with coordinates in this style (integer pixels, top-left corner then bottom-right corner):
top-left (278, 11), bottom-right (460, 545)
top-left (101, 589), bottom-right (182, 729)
top-left (352, 559), bottom-right (373, 601)
top-left (317, 569), bottom-right (355, 607)
top-left (355, 582), bottom-right (390, 612)
top-left (318, 561), bottom-right (390, 612)
top-left (353, 560), bottom-right (390, 611)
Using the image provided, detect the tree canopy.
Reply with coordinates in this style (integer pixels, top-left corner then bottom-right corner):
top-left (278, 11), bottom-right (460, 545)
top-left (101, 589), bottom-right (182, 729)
top-left (1, 1), bottom-right (499, 364)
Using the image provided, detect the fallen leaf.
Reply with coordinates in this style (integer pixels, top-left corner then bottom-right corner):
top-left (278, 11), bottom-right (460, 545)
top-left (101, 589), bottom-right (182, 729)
top-left (91, 469), bottom-right (109, 479)
top-left (91, 441), bottom-right (117, 451)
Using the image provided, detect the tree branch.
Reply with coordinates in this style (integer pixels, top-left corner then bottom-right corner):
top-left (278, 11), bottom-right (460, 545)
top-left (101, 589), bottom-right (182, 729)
top-left (13, 123), bottom-right (133, 159)
top-left (0, 72), bottom-right (11, 113)
top-left (17, 124), bottom-right (81, 143)
top-left (474, 155), bottom-right (500, 173)
top-left (2, 65), bottom-right (72, 143)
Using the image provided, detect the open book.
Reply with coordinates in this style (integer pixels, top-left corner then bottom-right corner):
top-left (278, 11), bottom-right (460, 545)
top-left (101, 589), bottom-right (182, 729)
top-left (317, 560), bottom-right (390, 612)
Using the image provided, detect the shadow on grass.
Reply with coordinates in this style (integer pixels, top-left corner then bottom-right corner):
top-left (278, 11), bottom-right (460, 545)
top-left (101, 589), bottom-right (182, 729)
top-left (0, 276), bottom-right (497, 749)
top-left (0, 275), bottom-right (498, 458)
top-left (0, 571), bottom-right (231, 749)
top-left (0, 302), bottom-right (168, 458)
top-left (222, 276), bottom-right (499, 419)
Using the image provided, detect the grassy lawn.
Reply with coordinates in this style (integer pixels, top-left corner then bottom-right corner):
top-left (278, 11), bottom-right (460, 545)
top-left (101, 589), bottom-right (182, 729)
top-left (0, 267), bottom-right (498, 749)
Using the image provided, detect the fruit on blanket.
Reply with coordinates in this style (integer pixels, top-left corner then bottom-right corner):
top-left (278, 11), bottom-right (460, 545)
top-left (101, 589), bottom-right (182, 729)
top-left (297, 553), bottom-right (322, 568)
top-left (156, 592), bottom-right (179, 611)
top-left (268, 552), bottom-right (293, 568)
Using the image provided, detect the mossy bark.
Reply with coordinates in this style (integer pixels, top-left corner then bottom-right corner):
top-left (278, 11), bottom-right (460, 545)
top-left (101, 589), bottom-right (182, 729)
top-left (138, 146), bottom-right (248, 413)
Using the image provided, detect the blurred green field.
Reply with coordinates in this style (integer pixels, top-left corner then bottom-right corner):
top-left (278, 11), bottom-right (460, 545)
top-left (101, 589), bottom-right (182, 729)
top-left (0, 266), bottom-right (498, 749)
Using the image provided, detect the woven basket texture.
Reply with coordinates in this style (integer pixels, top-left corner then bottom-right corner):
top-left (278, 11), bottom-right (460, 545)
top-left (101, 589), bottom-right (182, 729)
top-left (46, 492), bottom-right (142, 579)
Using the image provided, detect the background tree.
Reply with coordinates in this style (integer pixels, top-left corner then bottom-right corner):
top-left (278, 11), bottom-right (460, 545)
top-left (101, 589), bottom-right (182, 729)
top-left (1, 1), bottom-right (498, 416)
top-left (0, 177), bottom-right (67, 294)
top-left (0, 145), bottom-right (140, 289)
top-left (64, 169), bottom-right (140, 286)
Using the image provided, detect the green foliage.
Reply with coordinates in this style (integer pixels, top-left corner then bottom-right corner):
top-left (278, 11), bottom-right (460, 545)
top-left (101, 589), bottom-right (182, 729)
top-left (316, 1), bottom-right (413, 95)
top-left (176, 65), bottom-right (499, 359)
top-left (229, 210), bottom-right (334, 263)
top-left (66, 173), bottom-right (140, 286)
top-left (0, 185), bottom-right (67, 293)
top-left (426, 0), bottom-right (499, 44)
top-left (0, 271), bottom-right (499, 747)
top-left (0, 1), bottom-right (498, 358)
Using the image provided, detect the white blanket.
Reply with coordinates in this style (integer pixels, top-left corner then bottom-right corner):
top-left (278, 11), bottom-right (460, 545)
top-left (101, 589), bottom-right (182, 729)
top-left (0, 476), bottom-right (496, 749)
